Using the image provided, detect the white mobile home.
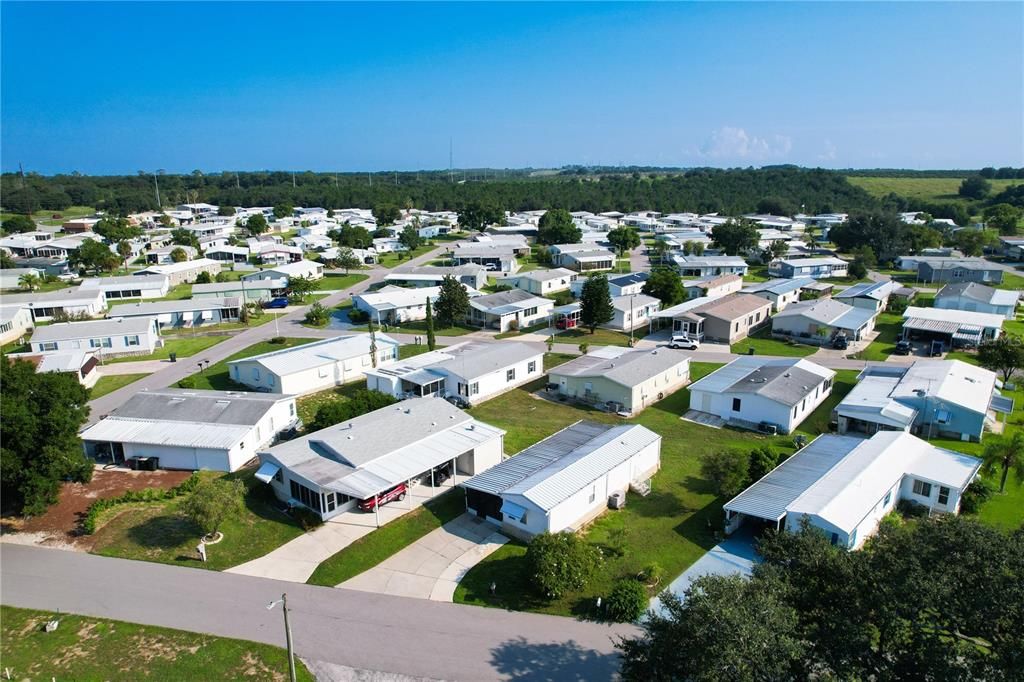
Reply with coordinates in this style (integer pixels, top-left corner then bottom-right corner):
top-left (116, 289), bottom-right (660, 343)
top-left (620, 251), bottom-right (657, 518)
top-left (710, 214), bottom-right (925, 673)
top-left (229, 334), bottom-right (400, 395)
top-left (0, 288), bottom-right (106, 322)
top-left (78, 274), bottom-right (170, 300)
top-left (498, 268), bottom-right (578, 296)
top-left (548, 346), bottom-right (690, 414)
top-left (461, 421), bottom-right (661, 540)
top-left (191, 278), bottom-right (288, 303)
top-left (241, 259), bottom-right (324, 284)
top-left (134, 258), bottom-right (222, 286)
top-left (468, 289), bottom-right (554, 332)
top-left (108, 297), bottom-right (242, 329)
top-left (80, 389), bottom-right (299, 472)
top-left (30, 317), bottom-right (161, 357)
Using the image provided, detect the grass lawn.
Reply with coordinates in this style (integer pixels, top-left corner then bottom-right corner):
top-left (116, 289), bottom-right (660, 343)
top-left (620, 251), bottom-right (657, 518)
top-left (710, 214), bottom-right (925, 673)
top-left (730, 329), bottom-right (818, 357)
top-left (454, 361), bottom-right (821, 615)
top-left (90, 373), bottom-right (149, 399)
top-left (743, 265), bottom-right (771, 283)
top-left (0, 606), bottom-right (314, 682)
top-left (307, 489), bottom-right (464, 586)
top-left (555, 326), bottom-right (650, 348)
top-left (495, 321), bottom-right (551, 339)
top-left (184, 337), bottom-right (319, 390)
top-left (851, 312), bottom-right (904, 361)
top-left (2, 279), bottom-right (73, 294)
top-left (161, 283), bottom-right (193, 300)
top-left (389, 319), bottom-right (477, 336)
top-left (91, 468), bottom-right (306, 571)
top-left (161, 313), bottom-right (285, 335)
top-left (994, 271), bottom-right (1024, 291)
top-left (104, 334), bottom-right (231, 364)
top-left (314, 272), bottom-right (368, 291)
top-left (399, 343), bottom-right (433, 360)
top-left (294, 381), bottom-right (366, 427)
top-left (792, 370), bottom-right (858, 438)
top-left (1, 339), bottom-right (30, 354)
top-left (847, 176), bottom-right (1019, 201)
top-left (377, 244), bottom-right (437, 268)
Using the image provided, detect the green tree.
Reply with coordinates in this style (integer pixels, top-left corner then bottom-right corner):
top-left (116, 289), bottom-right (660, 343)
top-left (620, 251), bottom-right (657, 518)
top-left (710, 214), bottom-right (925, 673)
top-left (607, 226), bottom-right (641, 256)
top-left (331, 223), bottom-right (373, 249)
top-left (372, 203), bottom-right (402, 226)
top-left (525, 531), bottom-right (602, 599)
top-left (116, 240), bottom-right (133, 273)
top-left (983, 203), bottom-right (1022, 235)
top-left (648, 239), bottom-right (670, 265)
top-left (756, 196), bottom-right (794, 216)
top-left (425, 296), bottom-right (436, 350)
top-left (579, 274), bottom-right (614, 333)
top-left (336, 247), bottom-right (361, 274)
top-left (848, 258), bottom-right (868, 280)
top-left (169, 246), bottom-right (189, 263)
top-left (195, 271), bottom-right (213, 284)
top-left (272, 203), bottom-right (293, 220)
top-left (170, 228), bottom-right (200, 249)
top-left (700, 449), bottom-right (750, 497)
top-left (710, 219), bottom-right (759, 256)
top-left (304, 301), bottom-right (329, 326)
top-left (434, 275), bottom-right (470, 327)
top-left (958, 175), bottom-right (991, 200)
top-left (2, 214), bottom-right (36, 234)
top-left (977, 334), bottom-right (1024, 383)
top-left (747, 446), bottom-right (779, 483)
top-left (618, 573), bottom-right (804, 682)
top-left (762, 239), bottom-right (789, 263)
top-left (217, 205), bottom-right (235, 216)
top-left (181, 478), bottom-right (245, 538)
top-left (954, 228), bottom-right (995, 257)
top-left (287, 274), bottom-right (317, 302)
top-left (0, 359), bottom-right (93, 516)
top-left (642, 268), bottom-right (685, 307)
top-left (158, 213), bottom-right (175, 227)
top-left (309, 389), bottom-right (397, 432)
top-left (71, 239), bottom-right (120, 274)
top-left (457, 201), bottom-right (504, 232)
top-left (981, 431), bottom-right (1024, 493)
top-left (850, 244), bottom-right (877, 268)
top-left (246, 213), bottom-right (269, 236)
top-left (399, 224), bottom-right (422, 251)
top-left (606, 579), bottom-right (648, 623)
top-left (536, 209), bottom-right (582, 245)
top-left (17, 272), bottom-right (41, 291)
top-left (94, 215), bottom-right (142, 243)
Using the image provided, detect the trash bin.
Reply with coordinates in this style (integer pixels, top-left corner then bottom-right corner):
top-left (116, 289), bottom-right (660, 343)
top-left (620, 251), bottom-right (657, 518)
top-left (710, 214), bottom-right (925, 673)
top-left (169, 352), bottom-right (177, 362)
top-left (127, 457), bottom-right (140, 471)
top-left (748, 347), bottom-right (755, 356)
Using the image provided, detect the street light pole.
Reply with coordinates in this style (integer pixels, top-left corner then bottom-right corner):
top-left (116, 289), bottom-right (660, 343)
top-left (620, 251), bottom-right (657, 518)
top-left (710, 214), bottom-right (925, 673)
top-left (267, 594), bottom-right (297, 682)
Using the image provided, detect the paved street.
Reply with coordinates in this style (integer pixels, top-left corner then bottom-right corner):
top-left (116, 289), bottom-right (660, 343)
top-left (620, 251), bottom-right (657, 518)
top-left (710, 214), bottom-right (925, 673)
top-left (1, 544), bottom-right (632, 681)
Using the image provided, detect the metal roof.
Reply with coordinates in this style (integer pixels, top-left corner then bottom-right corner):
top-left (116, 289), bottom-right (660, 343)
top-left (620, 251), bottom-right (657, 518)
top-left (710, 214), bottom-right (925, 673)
top-left (835, 375), bottom-right (918, 428)
top-left (903, 306), bottom-right (1004, 330)
top-left (99, 388), bottom-right (289, 426)
top-left (773, 298), bottom-right (876, 331)
top-left (231, 334), bottom-right (398, 376)
top-left (462, 421), bottom-right (661, 512)
top-left (80, 417), bottom-right (251, 450)
top-left (469, 289), bottom-right (551, 315)
top-left (724, 435), bottom-right (864, 522)
top-left (432, 341), bottom-right (545, 380)
top-left (109, 297), bottom-right (241, 317)
top-left (741, 277), bottom-right (815, 296)
top-left (549, 347), bottom-right (690, 389)
top-left (31, 316), bottom-right (155, 343)
top-left (688, 356), bottom-right (834, 406)
top-left (935, 282), bottom-right (1019, 308)
top-left (79, 274), bottom-right (168, 290)
top-left (887, 360), bottom-right (997, 416)
top-left (834, 280), bottom-right (899, 301)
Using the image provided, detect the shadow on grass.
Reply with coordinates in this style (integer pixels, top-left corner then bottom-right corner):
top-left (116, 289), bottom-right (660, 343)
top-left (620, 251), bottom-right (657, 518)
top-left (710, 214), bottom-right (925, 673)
top-left (624, 490), bottom-right (692, 518)
top-left (489, 636), bottom-right (621, 682)
top-left (457, 543), bottom-right (548, 612)
top-left (672, 501), bottom-right (724, 552)
top-left (125, 512), bottom-right (201, 550)
top-left (682, 475), bottom-right (718, 497)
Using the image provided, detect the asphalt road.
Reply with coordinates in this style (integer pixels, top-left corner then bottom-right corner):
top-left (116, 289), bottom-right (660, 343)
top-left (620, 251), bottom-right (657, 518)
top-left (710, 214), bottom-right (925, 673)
top-left (1, 544), bottom-right (633, 681)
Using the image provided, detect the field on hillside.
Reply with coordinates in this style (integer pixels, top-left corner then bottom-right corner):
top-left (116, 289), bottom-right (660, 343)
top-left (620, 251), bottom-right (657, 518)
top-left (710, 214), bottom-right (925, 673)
top-left (847, 176), bottom-right (1019, 201)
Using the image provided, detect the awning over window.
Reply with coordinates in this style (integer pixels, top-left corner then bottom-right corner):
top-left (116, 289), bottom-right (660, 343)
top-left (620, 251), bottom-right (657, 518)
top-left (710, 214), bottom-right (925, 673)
top-left (936, 410), bottom-right (952, 425)
top-left (500, 500), bottom-right (526, 521)
top-left (255, 461), bottom-right (280, 484)
top-left (991, 394), bottom-right (1015, 415)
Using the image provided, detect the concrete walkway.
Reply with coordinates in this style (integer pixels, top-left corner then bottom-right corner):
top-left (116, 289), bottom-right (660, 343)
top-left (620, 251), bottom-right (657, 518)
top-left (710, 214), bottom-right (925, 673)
top-left (227, 481), bottom-right (457, 583)
top-left (340, 514), bottom-right (508, 601)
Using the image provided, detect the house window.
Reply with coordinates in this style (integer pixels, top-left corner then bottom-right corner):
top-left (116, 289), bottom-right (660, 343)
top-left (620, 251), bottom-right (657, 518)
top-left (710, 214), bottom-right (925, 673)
top-left (124, 335), bottom-right (140, 347)
top-left (470, 382), bottom-right (479, 395)
top-left (589, 486), bottom-right (596, 503)
top-left (830, 532), bottom-right (839, 546)
top-left (528, 361), bottom-right (537, 373)
top-left (734, 322), bottom-right (739, 332)
top-left (274, 468), bottom-right (283, 483)
top-left (802, 398), bottom-right (806, 411)
top-left (732, 398), bottom-right (741, 412)
top-left (326, 493), bottom-right (336, 512)
top-left (938, 486), bottom-right (950, 506)
top-left (40, 342), bottom-right (58, 351)
top-left (318, 367), bottom-right (328, 378)
top-left (519, 512), bottom-right (528, 525)
top-left (253, 368), bottom-right (260, 381)
top-left (884, 491), bottom-right (892, 506)
top-left (89, 337), bottom-right (112, 348)
top-left (793, 405), bottom-right (798, 418)
top-left (289, 402), bottom-right (295, 416)
top-left (912, 479), bottom-right (932, 497)
top-left (506, 368), bottom-right (516, 382)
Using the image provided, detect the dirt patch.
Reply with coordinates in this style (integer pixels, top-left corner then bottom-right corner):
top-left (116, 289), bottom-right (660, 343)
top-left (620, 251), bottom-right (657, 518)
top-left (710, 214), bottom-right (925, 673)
top-left (1, 467), bottom-right (192, 551)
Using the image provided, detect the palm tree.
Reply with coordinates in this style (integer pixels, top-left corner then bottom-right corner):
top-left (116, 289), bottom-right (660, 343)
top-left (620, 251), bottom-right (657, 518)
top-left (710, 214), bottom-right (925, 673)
top-left (981, 431), bottom-right (1024, 493)
top-left (18, 272), bottom-right (40, 291)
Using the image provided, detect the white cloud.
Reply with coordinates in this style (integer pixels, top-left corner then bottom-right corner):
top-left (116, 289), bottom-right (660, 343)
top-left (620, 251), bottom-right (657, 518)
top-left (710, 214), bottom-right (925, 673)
top-left (818, 139), bottom-right (837, 161)
top-left (699, 127), bottom-right (792, 161)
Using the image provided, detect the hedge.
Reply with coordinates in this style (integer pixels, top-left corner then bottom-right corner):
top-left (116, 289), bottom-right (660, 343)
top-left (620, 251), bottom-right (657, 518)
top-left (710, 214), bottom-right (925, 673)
top-left (81, 472), bottom-right (201, 534)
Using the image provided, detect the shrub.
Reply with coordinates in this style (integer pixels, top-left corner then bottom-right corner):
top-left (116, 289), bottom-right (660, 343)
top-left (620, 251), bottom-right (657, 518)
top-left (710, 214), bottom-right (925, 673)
top-left (304, 301), bottom-right (329, 326)
top-left (176, 377), bottom-right (196, 389)
top-left (640, 562), bottom-right (664, 586)
top-left (747, 446), bottom-right (779, 483)
top-left (701, 450), bottom-right (751, 498)
top-left (526, 531), bottom-right (603, 599)
top-left (269, 336), bottom-right (286, 344)
top-left (309, 389), bottom-right (398, 432)
top-left (508, 318), bottom-right (519, 332)
top-left (291, 506), bottom-right (324, 531)
top-left (347, 308), bottom-right (370, 323)
top-left (959, 476), bottom-right (995, 514)
top-left (82, 473), bottom-right (200, 534)
top-left (606, 578), bottom-right (648, 622)
top-left (897, 498), bottom-right (930, 519)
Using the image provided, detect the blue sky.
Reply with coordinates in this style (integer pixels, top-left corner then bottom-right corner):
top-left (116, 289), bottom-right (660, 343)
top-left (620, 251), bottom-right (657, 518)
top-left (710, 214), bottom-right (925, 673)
top-left (2, 2), bottom-right (1021, 174)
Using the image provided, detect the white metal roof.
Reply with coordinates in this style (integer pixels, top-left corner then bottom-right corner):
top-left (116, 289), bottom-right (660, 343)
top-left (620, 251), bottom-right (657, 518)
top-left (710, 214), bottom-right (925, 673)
top-left (80, 417), bottom-right (251, 450)
top-left (902, 306), bottom-right (1004, 330)
top-left (549, 347), bottom-right (690, 389)
top-left (231, 334), bottom-right (398, 376)
top-left (835, 375), bottom-right (918, 428)
top-left (30, 316), bottom-right (155, 343)
top-left (887, 360), bottom-right (997, 417)
top-left (687, 356), bottom-right (834, 405)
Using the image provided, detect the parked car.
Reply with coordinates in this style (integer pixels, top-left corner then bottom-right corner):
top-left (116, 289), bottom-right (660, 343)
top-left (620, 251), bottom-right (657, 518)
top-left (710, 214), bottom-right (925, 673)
top-left (357, 483), bottom-right (407, 511)
top-left (445, 394), bottom-right (470, 409)
top-left (832, 334), bottom-right (848, 350)
top-left (668, 335), bottom-right (700, 350)
top-left (263, 297), bottom-right (289, 309)
top-left (929, 340), bottom-right (944, 357)
top-left (895, 339), bottom-right (912, 355)
top-left (429, 464), bottom-right (452, 485)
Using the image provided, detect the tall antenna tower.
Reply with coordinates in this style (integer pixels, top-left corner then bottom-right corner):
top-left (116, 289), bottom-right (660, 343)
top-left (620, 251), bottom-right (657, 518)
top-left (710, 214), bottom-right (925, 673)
top-left (449, 138), bottom-right (454, 183)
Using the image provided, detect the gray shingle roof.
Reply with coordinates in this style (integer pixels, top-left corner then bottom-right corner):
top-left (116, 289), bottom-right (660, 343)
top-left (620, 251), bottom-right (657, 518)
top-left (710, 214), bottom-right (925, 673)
top-left (550, 347), bottom-right (690, 389)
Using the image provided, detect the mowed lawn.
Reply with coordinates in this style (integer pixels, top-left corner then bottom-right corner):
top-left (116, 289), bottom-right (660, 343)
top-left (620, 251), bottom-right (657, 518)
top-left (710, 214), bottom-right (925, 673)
top-left (91, 468), bottom-right (305, 571)
top-left (731, 329), bottom-right (818, 357)
top-left (314, 272), bottom-right (369, 291)
top-left (90, 373), bottom-right (149, 399)
top-left (1, 606), bottom-right (314, 682)
top-left (453, 361), bottom-right (815, 616)
top-left (846, 176), bottom-right (1019, 201)
top-left (104, 334), bottom-right (231, 364)
top-left (184, 337), bottom-right (319, 390)
top-left (853, 312), bottom-right (904, 361)
top-left (555, 326), bottom-right (651, 348)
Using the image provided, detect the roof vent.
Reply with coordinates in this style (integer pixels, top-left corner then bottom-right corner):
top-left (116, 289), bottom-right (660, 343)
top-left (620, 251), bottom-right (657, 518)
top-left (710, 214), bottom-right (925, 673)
top-left (403, 408), bottom-right (411, 414)
top-left (468, 423), bottom-right (476, 431)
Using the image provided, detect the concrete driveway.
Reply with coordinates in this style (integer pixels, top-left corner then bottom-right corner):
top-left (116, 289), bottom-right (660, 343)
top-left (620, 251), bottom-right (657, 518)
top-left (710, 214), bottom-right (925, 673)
top-left (227, 480), bottom-right (458, 583)
top-left (650, 527), bottom-right (760, 614)
top-left (340, 514), bottom-right (508, 601)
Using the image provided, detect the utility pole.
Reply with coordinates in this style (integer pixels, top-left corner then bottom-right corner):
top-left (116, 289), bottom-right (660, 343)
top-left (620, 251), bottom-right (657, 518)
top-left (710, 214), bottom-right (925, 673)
top-left (395, 172), bottom-right (398, 187)
top-left (236, 172), bottom-right (240, 189)
top-left (449, 138), bottom-right (454, 183)
top-left (292, 171), bottom-right (296, 188)
top-left (266, 594), bottom-right (296, 682)
top-left (153, 171), bottom-right (162, 209)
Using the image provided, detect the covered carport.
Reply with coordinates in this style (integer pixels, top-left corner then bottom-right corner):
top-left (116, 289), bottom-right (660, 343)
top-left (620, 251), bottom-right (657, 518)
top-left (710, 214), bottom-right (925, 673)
top-left (722, 435), bottom-right (863, 535)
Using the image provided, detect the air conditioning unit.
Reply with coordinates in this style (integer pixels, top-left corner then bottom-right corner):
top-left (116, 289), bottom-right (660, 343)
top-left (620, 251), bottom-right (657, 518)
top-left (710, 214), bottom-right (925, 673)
top-left (608, 491), bottom-right (626, 509)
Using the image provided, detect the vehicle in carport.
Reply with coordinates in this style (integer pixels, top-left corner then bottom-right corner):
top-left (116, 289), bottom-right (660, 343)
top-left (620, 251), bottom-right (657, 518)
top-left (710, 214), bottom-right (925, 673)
top-left (358, 483), bottom-right (407, 511)
top-left (895, 339), bottom-right (912, 355)
top-left (263, 297), bottom-right (289, 309)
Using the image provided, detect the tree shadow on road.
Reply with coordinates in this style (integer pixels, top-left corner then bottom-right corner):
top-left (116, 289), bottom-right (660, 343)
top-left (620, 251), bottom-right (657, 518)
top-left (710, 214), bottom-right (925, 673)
top-left (489, 636), bottom-right (621, 681)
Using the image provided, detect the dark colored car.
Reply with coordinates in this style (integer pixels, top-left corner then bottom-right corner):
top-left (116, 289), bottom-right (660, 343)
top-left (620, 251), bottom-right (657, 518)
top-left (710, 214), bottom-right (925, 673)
top-left (445, 394), bottom-right (471, 409)
top-left (895, 340), bottom-right (912, 355)
top-left (263, 297), bottom-right (289, 309)
top-left (832, 335), bottom-right (848, 350)
top-left (358, 483), bottom-right (407, 511)
top-left (929, 340), bottom-right (944, 357)
top-left (429, 464), bottom-right (452, 485)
